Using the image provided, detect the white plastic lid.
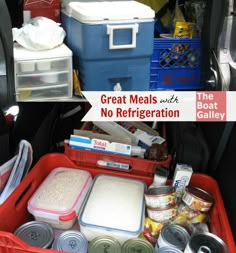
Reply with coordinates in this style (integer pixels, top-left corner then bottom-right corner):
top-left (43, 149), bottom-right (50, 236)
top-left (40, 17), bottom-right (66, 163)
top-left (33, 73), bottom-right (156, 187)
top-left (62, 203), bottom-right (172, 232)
top-left (14, 43), bottom-right (72, 61)
top-left (66, 0), bottom-right (155, 23)
top-left (28, 167), bottom-right (92, 220)
top-left (80, 174), bottom-right (146, 233)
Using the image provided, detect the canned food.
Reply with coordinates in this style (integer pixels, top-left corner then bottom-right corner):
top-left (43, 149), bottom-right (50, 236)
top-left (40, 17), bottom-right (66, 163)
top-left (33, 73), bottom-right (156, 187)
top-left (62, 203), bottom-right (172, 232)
top-left (14, 221), bottom-right (54, 249)
top-left (122, 238), bottom-right (154, 253)
top-left (155, 246), bottom-right (183, 253)
top-left (89, 236), bottom-right (121, 253)
top-left (184, 232), bottom-right (228, 253)
top-left (157, 224), bottom-right (190, 251)
top-left (145, 186), bottom-right (177, 209)
top-left (147, 205), bottom-right (177, 223)
top-left (182, 186), bottom-right (214, 212)
top-left (52, 230), bottom-right (88, 253)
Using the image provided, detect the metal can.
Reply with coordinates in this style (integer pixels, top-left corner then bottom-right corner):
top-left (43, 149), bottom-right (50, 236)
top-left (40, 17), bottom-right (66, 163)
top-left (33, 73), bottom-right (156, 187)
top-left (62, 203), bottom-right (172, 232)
top-left (14, 221), bottom-right (54, 249)
top-left (182, 186), bottom-right (214, 212)
top-left (145, 186), bottom-right (177, 209)
top-left (155, 246), bottom-right (183, 253)
top-left (184, 232), bottom-right (228, 253)
top-left (122, 238), bottom-right (154, 253)
top-left (51, 230), bottom-right (88, 253)
top-left (89, 236), bottom-right (121, 253)
top-left (157, 224), bottom-right (190, 251)
top-left (147, 204), bottom-right (177, 223)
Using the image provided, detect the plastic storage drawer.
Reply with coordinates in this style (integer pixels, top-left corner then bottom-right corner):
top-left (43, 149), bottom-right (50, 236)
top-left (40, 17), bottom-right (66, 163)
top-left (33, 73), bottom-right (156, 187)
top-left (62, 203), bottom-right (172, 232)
top-left (14, 43), bottom-right (73, 101)
top-left (149, 38), bottom-right (202, 91)
top-left (0, 153), bottom-right (235, 253)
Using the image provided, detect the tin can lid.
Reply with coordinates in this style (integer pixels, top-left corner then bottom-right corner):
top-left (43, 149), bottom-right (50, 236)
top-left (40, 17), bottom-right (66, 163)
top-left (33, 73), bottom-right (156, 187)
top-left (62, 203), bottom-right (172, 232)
top-left (89, 236), bottom-right (121, 253)
top-left (161, 224), bottom-right (190, 250)
top-left (185, 186), bottom-right (214, 204)
top-left (14, 221), bottom-right (54, 248)
top-left (156, 246), bottom-right (182, 253)
top-left (188, 232), bottom-right (228, 253)
top-left (122, 238), bottom-right (154, 253)
top-left (146, 186), bottom-right (175, 196)
top-left (53, 230), bottom-right (88, 253)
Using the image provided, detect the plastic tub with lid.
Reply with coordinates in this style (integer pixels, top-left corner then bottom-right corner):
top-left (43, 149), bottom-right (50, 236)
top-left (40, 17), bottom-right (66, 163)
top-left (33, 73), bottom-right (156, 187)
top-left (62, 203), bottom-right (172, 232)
top-left (79, 174), bottom-right (146, 244)
top-left (28, 167), bottom-right (93, 229)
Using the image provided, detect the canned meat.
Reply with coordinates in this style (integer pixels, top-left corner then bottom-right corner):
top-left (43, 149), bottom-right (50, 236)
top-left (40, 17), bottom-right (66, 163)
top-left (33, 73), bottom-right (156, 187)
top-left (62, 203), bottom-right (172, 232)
top-left (14, 221), bottom-right (54, 249)
top-left (157, 224), bottom-right (190, 251)
top-left (89, 236), bottom-right (121, 253)
top-left (182, 186), bottom-right (214, 212)
top-left (52, 230), bottom-right (88, 253)
top-left (145, 186), bottom-right (177, 209)
top-left (122, 238), bottom-right (154, 253)
top-left (184, 232), bottom-right (228, 253)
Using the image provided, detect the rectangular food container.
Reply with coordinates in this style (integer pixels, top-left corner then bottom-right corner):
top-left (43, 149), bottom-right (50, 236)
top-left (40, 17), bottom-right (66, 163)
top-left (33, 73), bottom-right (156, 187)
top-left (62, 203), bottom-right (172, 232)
top-left (79, 174), bottom-right (146, 244)
top-left (27, 167), bottom-right (92, 229)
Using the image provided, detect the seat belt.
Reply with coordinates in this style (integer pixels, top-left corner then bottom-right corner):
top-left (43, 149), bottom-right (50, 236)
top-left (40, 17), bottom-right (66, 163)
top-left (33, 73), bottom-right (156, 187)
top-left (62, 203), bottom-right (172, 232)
top-left (210, 122), bottom-right (235, 174)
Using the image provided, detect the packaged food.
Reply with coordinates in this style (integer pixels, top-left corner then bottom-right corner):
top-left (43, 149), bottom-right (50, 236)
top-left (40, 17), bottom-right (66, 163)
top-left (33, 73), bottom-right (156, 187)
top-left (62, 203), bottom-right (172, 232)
top-left (28, 167), bottom-right (92, 229)
top-left (173, 21), bottom-right (194, 38)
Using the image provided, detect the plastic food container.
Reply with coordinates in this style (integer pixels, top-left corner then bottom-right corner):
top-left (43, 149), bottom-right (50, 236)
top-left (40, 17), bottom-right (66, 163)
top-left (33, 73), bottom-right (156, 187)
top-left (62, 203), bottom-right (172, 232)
top-left (28, 167), bottom-right (92, 230)
top-left (79, 174), bottom-right (146, 244)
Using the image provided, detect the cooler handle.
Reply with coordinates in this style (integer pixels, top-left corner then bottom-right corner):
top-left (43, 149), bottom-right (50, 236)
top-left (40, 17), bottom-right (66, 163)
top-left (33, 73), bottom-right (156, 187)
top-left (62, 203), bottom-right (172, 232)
top-left (107, 24), bottom-right (139, 50)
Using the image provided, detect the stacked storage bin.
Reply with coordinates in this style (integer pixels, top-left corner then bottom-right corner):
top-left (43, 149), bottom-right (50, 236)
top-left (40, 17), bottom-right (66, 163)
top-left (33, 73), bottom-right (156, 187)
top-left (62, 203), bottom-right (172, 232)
top-left (61, 0), bottom-right (155, 91)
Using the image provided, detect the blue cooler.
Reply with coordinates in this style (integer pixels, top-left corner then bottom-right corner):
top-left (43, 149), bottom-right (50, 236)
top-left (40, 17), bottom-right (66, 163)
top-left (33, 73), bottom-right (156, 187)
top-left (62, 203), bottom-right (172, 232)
top-left (61, 0), bottom-right (155, 91)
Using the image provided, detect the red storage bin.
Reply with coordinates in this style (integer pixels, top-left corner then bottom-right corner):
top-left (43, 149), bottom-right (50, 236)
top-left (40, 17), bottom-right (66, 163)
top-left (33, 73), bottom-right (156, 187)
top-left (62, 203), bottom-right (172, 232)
top-left (0, 153), bottom-right (235, 253)
top-left (65, 122), bottom-right (172, 176)
top-left (64, 144), bottom-right (172, 176)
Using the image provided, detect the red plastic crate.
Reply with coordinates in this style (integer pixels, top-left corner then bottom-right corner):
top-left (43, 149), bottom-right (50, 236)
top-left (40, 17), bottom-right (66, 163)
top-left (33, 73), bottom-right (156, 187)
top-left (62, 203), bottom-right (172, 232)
top-left (64, 144), bottom-right (172, 176)
top-left (0, 153), bottom-right (235, 253)
top-left (65, 122), bottom-right (172, 176)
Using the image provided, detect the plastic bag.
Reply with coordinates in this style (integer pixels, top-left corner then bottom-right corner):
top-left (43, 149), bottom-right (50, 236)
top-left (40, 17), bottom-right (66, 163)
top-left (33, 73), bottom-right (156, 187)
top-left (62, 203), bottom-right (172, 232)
top-left (12, 17), bottom-right (66, 51)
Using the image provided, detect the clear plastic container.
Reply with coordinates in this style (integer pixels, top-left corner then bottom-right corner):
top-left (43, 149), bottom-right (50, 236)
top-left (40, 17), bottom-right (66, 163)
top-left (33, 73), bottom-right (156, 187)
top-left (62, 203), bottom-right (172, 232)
top-left (79, 174), bottom-right (146, 244)
top-left (28, 167), bottom-right (92, 230)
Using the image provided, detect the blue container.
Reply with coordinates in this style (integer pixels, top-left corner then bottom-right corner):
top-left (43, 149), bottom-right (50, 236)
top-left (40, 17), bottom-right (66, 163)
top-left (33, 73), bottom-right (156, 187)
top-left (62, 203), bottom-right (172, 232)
top-left (149, 38), bottom-right (202, 90)
top-left (61, 1), bottom-right (155, 91)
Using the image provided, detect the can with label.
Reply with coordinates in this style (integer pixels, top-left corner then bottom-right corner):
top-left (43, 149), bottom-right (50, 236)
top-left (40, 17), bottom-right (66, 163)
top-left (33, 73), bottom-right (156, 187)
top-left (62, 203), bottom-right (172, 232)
top-left (184, 232), bottom-right (228, 253)
top-left (155, 246), bottom-right (183, 253)
top-left (89, 236), bottom-right (121, 253)
top-left (157, 224), bottom-right (190, 251)
top-left (145, 186), bottom-right (177, 209)
top-left (122, 238), bottom-right (154, 253)
top-left (14, 221), bottom-right (54, 248)
top-left (147, 204), bottom-right (177, 223)
top-left (51, 230), bottom-right (88, 253)
top-left (182, 186), bottom-right (214, 212)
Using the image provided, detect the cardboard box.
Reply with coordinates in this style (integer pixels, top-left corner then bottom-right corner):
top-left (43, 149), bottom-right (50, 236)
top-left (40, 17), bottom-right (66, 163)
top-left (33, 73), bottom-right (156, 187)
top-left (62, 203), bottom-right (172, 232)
top-left (69, 134), bottom-right (132, 156)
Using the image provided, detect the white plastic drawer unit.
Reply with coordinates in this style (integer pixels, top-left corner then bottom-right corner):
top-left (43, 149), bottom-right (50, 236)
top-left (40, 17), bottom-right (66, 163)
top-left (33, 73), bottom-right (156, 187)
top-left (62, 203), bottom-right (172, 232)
top-left (14, 43), bottom-right (73, 101)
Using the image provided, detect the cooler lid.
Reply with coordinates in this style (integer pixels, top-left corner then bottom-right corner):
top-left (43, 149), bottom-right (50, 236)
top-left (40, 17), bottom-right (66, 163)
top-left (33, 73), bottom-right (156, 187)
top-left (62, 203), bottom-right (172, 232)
top-left (66, 0), bottom-right (155, 23)
top-left (13, 43), bottom-right (72, 61)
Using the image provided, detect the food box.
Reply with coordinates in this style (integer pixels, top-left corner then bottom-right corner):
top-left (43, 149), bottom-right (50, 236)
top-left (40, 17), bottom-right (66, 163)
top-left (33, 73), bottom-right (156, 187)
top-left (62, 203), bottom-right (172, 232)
top-left (61, 0), bottom-right (155, 91)
top-left (79, 174), bottom-right (146, 244)
top-left (27, 167), bottom-right (92, 229)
